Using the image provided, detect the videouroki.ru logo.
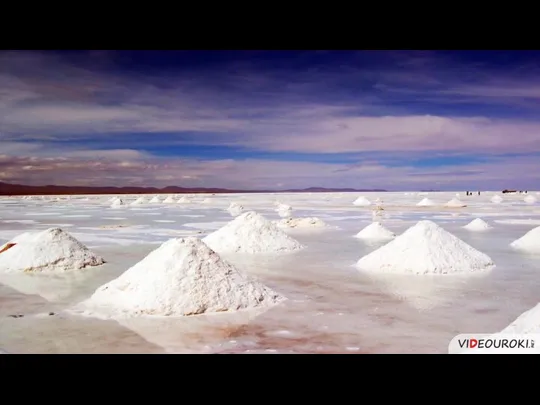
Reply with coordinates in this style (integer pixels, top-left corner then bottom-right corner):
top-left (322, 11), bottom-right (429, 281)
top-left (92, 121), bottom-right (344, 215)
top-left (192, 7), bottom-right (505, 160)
top-left (448, 334), bottom-right (540, 354)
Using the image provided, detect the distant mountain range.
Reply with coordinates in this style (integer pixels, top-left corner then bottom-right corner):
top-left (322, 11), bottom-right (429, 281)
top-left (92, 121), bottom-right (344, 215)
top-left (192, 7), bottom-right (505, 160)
top-left (0, 181), bottom-right (387, 196)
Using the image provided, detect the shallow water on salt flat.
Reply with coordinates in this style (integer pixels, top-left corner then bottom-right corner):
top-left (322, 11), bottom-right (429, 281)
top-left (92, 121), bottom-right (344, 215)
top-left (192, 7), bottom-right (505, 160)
top-left (1, 191), bottom-right (540, 354)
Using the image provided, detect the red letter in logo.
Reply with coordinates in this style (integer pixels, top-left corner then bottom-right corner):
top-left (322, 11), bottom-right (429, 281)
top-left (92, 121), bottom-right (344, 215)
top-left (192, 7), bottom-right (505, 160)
top-left (470, 339), bottom-right (478, 348)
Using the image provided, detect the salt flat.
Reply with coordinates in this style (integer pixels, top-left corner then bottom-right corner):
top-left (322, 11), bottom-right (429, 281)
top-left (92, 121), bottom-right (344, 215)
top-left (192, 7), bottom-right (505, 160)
top-left (1, 190), bottom-right (540, 354)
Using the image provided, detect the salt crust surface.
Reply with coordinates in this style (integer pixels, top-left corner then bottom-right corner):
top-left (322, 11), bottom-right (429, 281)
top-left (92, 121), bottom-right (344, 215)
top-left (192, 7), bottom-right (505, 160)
top-left (510, 226), bottom-right (540, 253)
top-left (354, 222), bottom-right (395, 241)
top-left (463, 218), bottom-right (492, 231)
top-left (202, 211), bottom-right (304, 254)
top-left (355, 220), bottom-right (494, 275)
top-left (0, 227), bottom-right (105, 273)
top-left (75, 237), bottom-right (285, 318)
top-left (524, 195), bottom-right (537, 204)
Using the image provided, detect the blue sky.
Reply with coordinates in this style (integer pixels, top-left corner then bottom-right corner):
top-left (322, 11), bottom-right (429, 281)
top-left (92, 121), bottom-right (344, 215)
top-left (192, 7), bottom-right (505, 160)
top-left (1, 50), bottom-right (540, 190)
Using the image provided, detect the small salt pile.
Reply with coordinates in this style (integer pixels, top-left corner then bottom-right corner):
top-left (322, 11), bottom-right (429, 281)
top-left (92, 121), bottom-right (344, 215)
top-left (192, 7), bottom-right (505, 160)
top-left (445, 198), bottom-right (466, 208)
top-left (0, 228), bottom-right (105, 273)
top-left (276, 203), bottom-right (292, 218)
top-left (111, 198), bottom-right (125, 208)
top-left (416, 198), bottom-right (435, 206)
top-left (108, 196), bottom-right (117, 202)
top-left (353, 196), bottom-right (371, 206)
top-left (491, 195), bottom-right (503, 203)
top-left (131, 197), bottom-right (147, 205)
top-left (524, 195), bottom-right (537, 204)
top-left (149, 196), bottom-right (161, 203)
top-left (276, 217), bottom-right (329, 230)
top-left (355, 220), bottom-right (494, 275)
top-left (463, 218), bottom-right (492, 231)
top-left (177, 196), bottom-right (190, 204)
top-left (163, 196), bottom-right (176, 204)
top-left (227, 202), bottom-right (244, 217)
top-left (74, 237), bottom-right (285, 317)
top-left (510, 226), bottom-right (540, 254)
top-left (203, 211), bottom-right (304, 254)
top-left (354, 222), bottom-right (395, 241)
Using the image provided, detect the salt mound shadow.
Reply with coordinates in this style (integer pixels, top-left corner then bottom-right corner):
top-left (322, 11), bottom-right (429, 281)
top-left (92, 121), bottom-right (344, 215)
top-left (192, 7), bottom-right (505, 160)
top-left (0, 228), bottom-right (105, 274)
top-left (203, 211), bottom-right (304, 254)
top-left (356, 220), bottom-right (495, 275)
top-left (72, 236), bottom-right (286, 318)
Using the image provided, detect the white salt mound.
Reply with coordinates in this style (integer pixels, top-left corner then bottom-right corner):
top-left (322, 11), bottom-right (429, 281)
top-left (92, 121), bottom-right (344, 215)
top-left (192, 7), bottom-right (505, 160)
top-left (177, 196), bottom-right (190, 203)
top-left (463, 218), bottom-right (492, 231)
top-left (353, 196), bottom-right (371, 206)
top-left (0, 228), bottom-right (105, 273)
top-left (76, 237), bottom-right (285, 317)
top-left (131, 197), bottom-right (147, 205)
top-left (524, 195), bottom-right (537, 204)
top-left (499, 303), bottom-right (540, 334)
top-left (227, 203), bottom-right (244, 217)
top-left (163, 196), bottom-right (176, 204)
top-left (416, 198), bottom-right (435, 207)
top-left (278, 208), bottom-right (292, 218)
top-left (354, 222), bottom-right (395, 241)
top-left (510, 226), bottom-right (540, 253)
top-left (491, 195), bottom-right (503, 203)
top-left (111, 198), bottom-right (125, 208)
top-left (355, 220), bottom-right (494, 275)
top-left (276, 217), bottom-right (330, 229)
top-left (445, 198), bottom-right (466, 207)
top-left (203, 211), bottom-right (304, 254)
top-left (150, 196), bottom-right (161, 203)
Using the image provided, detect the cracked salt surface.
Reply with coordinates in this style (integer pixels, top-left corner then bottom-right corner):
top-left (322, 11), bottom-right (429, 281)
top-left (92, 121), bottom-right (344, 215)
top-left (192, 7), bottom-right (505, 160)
top-left (1, 191), bottom-right (540, 353)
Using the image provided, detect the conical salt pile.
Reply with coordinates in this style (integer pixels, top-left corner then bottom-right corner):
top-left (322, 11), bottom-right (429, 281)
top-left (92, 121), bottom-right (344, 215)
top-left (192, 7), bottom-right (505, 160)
top-left (203, 211), bottom-right (304, 254)
top-left (355, 220), bottom-right (494, 275)
top-left (227, 202), bottom-right (244, 217)
top-left (499, 303), bottom-right (540, 334)
top-left (510, 226), bottom-right (540, 254)
top-left (354, 222), bottom-right (395, 241)
top-left (463, 218), bottom-right (492, 231)
top-left (276, 203), bottom-right (292, 218)
top-left (74, 237), bottom-right (285, 317)
top-left (149, 196), bottom-right (161, 203)
top-left (416, 198), bottom-right (435, 206)
top-left (445, 198), bottom-right (466, 207)
top-left (177, 196), bottom-right (190, 204)
top-left (353, 196), bottom-right (371, 206)
top-left (111, 198), bottom-right (125, 208)
top-left (163, 196), bottom-right (176, 204)
top-left (524, 195), bottom-right (537, 204)
top-left (491, 195), bottom-right (503, 203)
top-left (0, 228), bottom-right (105, 273)
top-left (131, 197), bottom-right (147, 205)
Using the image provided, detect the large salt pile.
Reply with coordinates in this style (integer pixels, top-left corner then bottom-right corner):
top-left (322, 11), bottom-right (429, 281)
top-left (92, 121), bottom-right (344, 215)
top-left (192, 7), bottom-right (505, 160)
top-left (499, 303), bottom-right (540, 334)
top-left (149, 196), bottom-right (161, 203)
top-left (131, 196), bottom-right (147, 205)
top-left (177, 196), bottom-right (190, 204)
top-left (416, 198), bottom-right (435, 207)
top-left (163, 196), bottom-right (176, 204)
top-left (355, 220), bottom-right (494, 275)
top-left (203, 211), bottom-right (304, 254)
top-left (354, 222), bottom-right (395, 241)
top-left (445, 198), bottom-right (466, 208)
top-left (491, 195), bottom-right (503, 203)
top-left (75, 237), bottom-right (285, 317)
top-left (276, 217), bottom-right (330, 230)
top-left (0, 228), bottom-right (105, 273)
top-left (353, 196), bottom-right (371, 206)
top-left (524, 195), bottom-right (537, 204)
top-left (227, 202), bottom-right (244, 217)
top-left (510, 226), bottom-right (540, 254)
top-left (463, 218), bottom-right (492, 231)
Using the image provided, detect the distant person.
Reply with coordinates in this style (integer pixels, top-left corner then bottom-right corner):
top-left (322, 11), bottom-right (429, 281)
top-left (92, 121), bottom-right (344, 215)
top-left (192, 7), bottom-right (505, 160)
top-left (478, 191), bottom-right (480, 195)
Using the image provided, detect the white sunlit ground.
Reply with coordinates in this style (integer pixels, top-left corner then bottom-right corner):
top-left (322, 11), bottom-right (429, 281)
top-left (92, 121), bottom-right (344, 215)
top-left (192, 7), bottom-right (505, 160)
top-left (0, 191), bottom-right (539, 354)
